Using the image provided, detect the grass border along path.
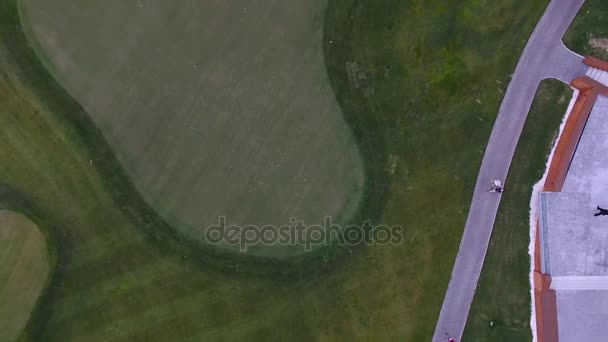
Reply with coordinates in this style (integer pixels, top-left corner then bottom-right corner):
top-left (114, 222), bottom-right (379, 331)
top-left (463, 80), bottom-right (572, 342)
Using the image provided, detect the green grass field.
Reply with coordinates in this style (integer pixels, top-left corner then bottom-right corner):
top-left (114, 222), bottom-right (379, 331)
top-left (0, 0), bottom-right (560, 340)
top-left (463, 80), bottom-right (572, 342)
top-left (19, 0), bottom-right (365, 257)
top-left (564, 0), bottom-right (608, 60)
top-left (0, 210), bottom-right (50, 342)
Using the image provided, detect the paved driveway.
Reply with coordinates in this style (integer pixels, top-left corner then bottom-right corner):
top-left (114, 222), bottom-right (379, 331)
top-left (432, 1), bottom-right (587, 341)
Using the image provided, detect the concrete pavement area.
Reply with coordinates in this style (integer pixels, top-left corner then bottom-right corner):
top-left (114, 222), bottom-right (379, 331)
top-left (432, 1), bottom-right (587, 341)
top-left (538, 96), bottom-right (608, 340)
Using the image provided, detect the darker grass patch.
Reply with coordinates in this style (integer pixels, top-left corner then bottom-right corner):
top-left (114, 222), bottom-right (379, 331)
top-left (564, 0), bottom-right (608, 59)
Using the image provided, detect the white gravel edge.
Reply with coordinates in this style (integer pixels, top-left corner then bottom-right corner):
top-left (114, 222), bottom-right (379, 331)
top-left (528, 86), bottom-right (579, 342)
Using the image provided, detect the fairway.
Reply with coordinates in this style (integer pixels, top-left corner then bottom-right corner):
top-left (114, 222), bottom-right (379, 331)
top-left (0, 210), bottom-right (49, 342)
top-left (19, 0), bottom-right (364, 257)
top-left (0, 0), bottom-right (559, 340)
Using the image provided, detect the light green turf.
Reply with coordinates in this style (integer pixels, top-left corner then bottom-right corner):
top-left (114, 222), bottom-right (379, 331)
top-left (0, 210), bottom-right (49, 342)
top-left (19, 0), bottom-right (364, 257)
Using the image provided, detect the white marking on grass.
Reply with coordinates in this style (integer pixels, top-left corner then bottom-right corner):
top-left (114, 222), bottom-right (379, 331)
top-left (528, 87), bottom-right (578, 342)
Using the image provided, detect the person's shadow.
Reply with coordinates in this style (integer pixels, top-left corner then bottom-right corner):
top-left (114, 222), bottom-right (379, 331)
top-left (594, 206), bottom-right (608, 217)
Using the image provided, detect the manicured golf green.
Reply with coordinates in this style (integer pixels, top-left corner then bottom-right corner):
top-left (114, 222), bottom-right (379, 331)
top-left (0, 210), bottom-right (50, 342)
top-left (19, 0), bottom-right (365, 257)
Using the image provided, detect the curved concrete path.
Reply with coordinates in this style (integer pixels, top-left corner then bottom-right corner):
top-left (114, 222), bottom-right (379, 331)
top-left (432, 1), bottom-right (587, 341)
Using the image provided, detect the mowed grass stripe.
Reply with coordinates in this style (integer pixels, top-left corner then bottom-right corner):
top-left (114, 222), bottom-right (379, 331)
top-left (61, 275), bottom-right (299, 341)
top-left (82, 276), bottom-right (344, 342)
top-left (52, 248), bottom-right (345, 339)
top-left (48, 259), bottom-right (205, 323)
top-left (49, 244), bottom-right (165, 300)
top-left (175, 302), bottom-right (320, 342)
top-left (0, 210), bottom-right (50, 342)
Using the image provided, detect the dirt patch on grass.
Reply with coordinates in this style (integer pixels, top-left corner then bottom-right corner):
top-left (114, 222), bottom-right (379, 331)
top-left (589, 35), bottom-right (608, 53)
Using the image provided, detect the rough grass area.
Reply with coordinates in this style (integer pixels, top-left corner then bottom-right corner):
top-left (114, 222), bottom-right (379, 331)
top-left (19, 0), bottom-right (365, 257)
top-left (0, 210), bottom-right (50, 342)
top-left (463, 80), bottom-right (572, 342)
top-left (564, 0), bottom-right (608, 60)
top-left (0, 0), bottom-right (555, 340)
top-left (324, 0), bottom-right (553, 338)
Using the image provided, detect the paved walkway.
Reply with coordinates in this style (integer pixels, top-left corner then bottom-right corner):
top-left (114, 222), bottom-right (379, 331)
top-left (432, 1), bottom-right (587, 341)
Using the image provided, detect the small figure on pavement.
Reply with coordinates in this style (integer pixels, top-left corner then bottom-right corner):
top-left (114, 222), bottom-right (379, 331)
top-left (445, 333), bottom-right (456, 342)
top-left (594, 206), bottom-right (608, 217)
top-left (487, 179), bottom-right (504, 193)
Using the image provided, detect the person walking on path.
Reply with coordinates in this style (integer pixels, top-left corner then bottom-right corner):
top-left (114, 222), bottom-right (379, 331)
top-left (594, 206), bottom-right (608, 217)
top-left (487, 179), bottom-right (504, 193)
top-left (445, 333), bottom-right (456, 342)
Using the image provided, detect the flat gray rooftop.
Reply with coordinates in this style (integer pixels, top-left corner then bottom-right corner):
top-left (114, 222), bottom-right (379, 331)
top-left (539, 192), bottom-right (608, 276)
top-left (556, 290), bottom-right (608, 341)
top-left (538, 95), bottom-right (608, 341)
top-left (562, 95), bottom-right (608, 204)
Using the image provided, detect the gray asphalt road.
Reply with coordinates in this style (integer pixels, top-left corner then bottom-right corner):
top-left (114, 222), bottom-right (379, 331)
top-left (432, 1), bottom-right (587, 341)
